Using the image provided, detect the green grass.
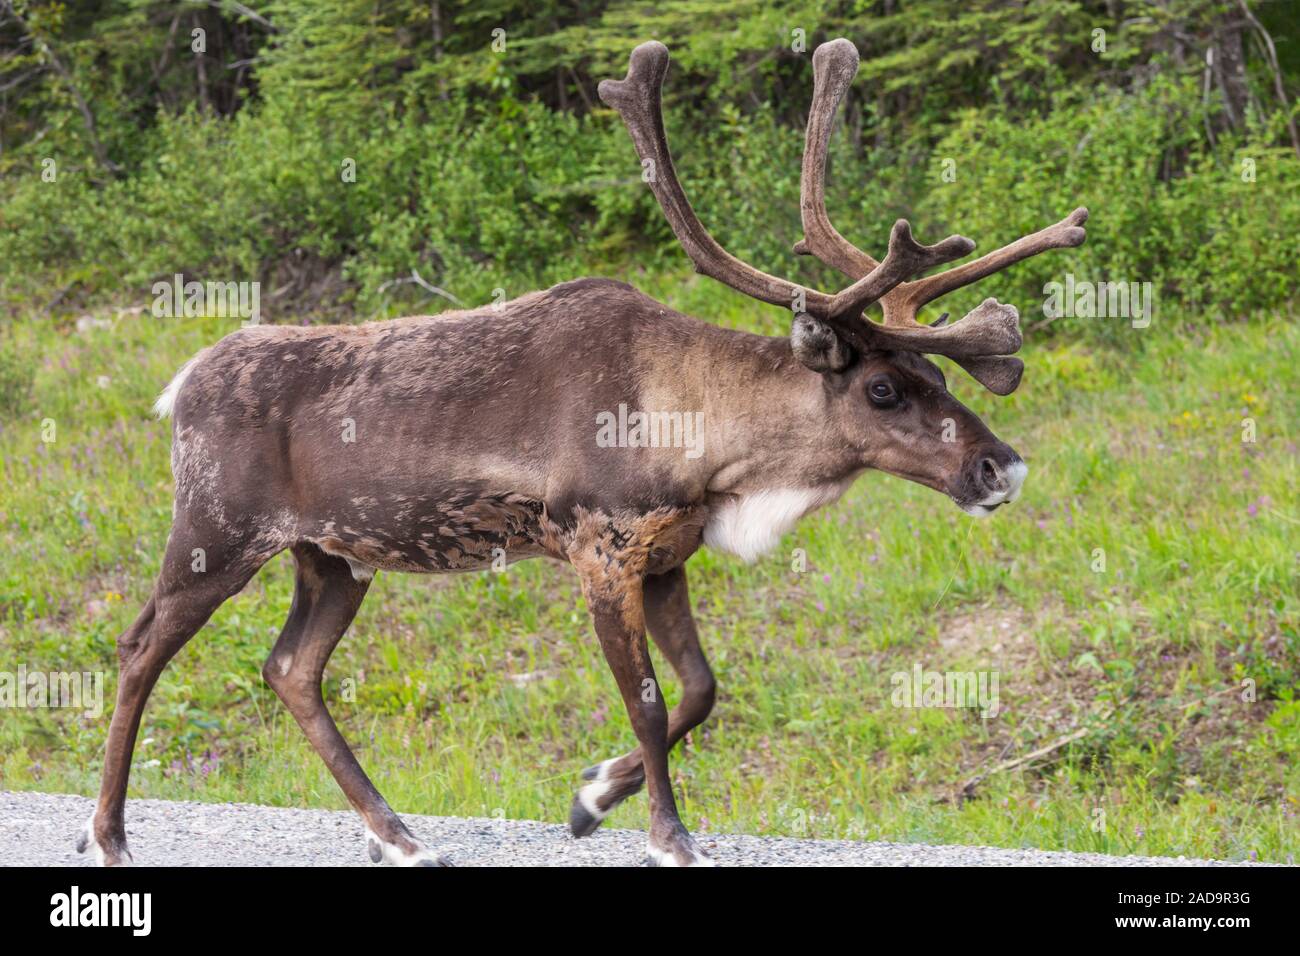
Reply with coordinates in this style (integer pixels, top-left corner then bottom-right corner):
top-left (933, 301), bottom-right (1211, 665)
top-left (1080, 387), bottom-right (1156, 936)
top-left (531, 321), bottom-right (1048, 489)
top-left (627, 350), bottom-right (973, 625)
top-left (1, 275), bottom-right (1297, 863)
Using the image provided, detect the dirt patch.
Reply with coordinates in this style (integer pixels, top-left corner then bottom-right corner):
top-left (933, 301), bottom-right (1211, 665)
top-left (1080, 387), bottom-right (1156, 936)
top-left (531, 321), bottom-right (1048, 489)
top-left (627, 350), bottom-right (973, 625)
top-left (936, 603), bottom-right (1039, 674)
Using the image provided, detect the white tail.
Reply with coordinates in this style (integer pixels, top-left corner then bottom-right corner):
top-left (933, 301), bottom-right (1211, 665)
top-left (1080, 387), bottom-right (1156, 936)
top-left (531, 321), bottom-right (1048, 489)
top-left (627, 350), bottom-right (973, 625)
top-left (153, 355), bottom-right (202, 418)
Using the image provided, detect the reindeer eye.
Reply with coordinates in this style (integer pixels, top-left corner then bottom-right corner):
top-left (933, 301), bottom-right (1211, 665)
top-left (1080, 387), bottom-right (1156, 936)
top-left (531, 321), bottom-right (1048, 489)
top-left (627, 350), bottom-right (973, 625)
top-left (868, 379), bottom-right (899, 407)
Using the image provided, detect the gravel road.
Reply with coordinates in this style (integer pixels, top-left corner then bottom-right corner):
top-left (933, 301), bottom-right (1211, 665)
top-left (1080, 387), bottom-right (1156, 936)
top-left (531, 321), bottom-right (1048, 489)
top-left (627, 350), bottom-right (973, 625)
top-left (0, 791), bottom-right (1256, 866)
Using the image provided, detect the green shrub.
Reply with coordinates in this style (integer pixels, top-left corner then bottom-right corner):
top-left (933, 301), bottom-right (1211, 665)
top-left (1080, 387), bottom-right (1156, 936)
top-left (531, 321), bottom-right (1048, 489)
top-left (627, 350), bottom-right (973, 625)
top-left (4, 44), bottom-right (1297, 335)
top-left (920, 77), bottom-right (1300, 341)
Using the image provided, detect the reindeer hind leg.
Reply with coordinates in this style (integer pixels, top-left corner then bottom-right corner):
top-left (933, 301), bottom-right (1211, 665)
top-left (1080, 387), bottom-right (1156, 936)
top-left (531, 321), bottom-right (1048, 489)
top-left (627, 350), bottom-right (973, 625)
top-left (80, 515), bottom-right (277, 865)
top-left (262, 543), bottom-right (450, 866)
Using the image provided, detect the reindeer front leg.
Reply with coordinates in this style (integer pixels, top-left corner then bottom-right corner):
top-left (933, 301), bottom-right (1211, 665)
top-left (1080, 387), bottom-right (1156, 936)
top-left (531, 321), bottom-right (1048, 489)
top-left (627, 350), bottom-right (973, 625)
top-left (573, 551), bottom-right (713, 867)
top-left (570, 565), bottom-right (716, 838)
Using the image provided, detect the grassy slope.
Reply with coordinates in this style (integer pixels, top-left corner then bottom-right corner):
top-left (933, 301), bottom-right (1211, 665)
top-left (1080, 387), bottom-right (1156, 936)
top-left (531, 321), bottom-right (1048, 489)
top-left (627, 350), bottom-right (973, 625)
top-left (1, 274), bottom-right (1297, 862)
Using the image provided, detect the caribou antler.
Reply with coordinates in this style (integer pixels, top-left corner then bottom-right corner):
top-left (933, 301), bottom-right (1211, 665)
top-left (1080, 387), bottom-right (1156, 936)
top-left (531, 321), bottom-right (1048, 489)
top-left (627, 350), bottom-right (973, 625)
top-left (794, 37), bottom-right (1088, 393)
top-left (601, 43), bottom-right (1009, 353)
top-left (600, 40), bottom-right (1087, 390)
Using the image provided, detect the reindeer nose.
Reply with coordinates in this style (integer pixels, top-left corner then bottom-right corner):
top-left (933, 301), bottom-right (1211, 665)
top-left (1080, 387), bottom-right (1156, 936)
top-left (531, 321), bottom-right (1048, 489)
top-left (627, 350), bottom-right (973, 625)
top-left (973, 452), bottom-right (1028, 503)
top-left (956, 451), bottom-right (1027, 517)
top-left (979, 457), bottom-right (1008, 495)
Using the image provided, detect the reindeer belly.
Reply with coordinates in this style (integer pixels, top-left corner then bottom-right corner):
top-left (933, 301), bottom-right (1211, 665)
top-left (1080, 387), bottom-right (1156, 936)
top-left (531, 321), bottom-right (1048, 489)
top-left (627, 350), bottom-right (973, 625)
top-left (304, 490), bottom-right (560, 575)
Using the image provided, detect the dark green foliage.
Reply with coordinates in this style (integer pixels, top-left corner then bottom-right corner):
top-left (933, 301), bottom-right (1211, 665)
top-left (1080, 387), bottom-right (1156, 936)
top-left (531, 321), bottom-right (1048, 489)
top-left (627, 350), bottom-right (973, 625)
top-left (2, 1), bottom-right (1297, 331)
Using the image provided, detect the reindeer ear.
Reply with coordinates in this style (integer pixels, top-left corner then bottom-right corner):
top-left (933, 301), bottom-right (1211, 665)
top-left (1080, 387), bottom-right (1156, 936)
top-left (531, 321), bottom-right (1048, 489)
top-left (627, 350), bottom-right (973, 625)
top-left (791, 314), bottom-right (853, 373)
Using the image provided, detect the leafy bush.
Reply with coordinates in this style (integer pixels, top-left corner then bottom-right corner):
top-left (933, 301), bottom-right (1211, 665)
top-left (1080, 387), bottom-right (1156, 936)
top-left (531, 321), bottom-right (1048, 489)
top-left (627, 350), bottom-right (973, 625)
top-left (4, 3), bottom-right (1298, 333)
top-left (921, 77), bottom-right (1300, 342)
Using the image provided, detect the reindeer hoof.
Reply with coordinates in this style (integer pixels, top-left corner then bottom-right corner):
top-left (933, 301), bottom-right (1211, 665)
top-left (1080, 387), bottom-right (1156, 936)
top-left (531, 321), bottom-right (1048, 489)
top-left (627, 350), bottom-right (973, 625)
top-left (568, 759), bottom-right (625, 838)
top-left (645, 844), bottom-right (715, 867)
top-left (365, 829), bottom-right (452, 866)
top-left (569, 794), bottom-right (603, 839)
top-left (645, 828), bottom-right (715, 867)
top-left (75, 813), bottom-right (132, 866)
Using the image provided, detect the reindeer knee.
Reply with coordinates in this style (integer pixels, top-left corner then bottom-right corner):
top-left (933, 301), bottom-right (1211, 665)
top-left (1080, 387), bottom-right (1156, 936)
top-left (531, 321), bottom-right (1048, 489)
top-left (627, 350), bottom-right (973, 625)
top-left (635, 694), bottom-right (669, 741)
top-left (261, 652), bottom-right (299, 692)
top-left (116, 638), bottom-right (143, 669)
top-left (263, 650), bottom-right (325, 703)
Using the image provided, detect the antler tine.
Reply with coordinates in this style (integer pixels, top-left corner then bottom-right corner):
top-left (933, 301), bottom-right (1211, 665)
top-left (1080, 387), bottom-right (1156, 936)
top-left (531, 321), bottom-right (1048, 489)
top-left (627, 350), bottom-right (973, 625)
top-left (792, 39), bottom-right (1092, 392)
top-left (882, 207), bottom-right (1089, 324)
top-left (794, 38), bottom-right (880, 279)
top-left (599, 42), bottom-right (832, 315)
top-left (873, 209), bottom-right (1088, 393)
top-left (793, 38), bottom-right (1026, 392)
top-left (858, 220), bottom-right (976, 318)
top-left (601, 40), bottom-right (1074, 392)
top-left (873, 206), bottom-right (1086, 395)
top-left (790, 37), bottom-right (976, 322)
top-left (599, 41), bottom-right (956, 333)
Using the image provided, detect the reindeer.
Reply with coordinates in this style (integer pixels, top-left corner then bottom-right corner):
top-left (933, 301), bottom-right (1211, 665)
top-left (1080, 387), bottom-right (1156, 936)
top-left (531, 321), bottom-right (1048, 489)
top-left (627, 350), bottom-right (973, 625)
top-left (78, 38), bottom-right (1085, 867)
